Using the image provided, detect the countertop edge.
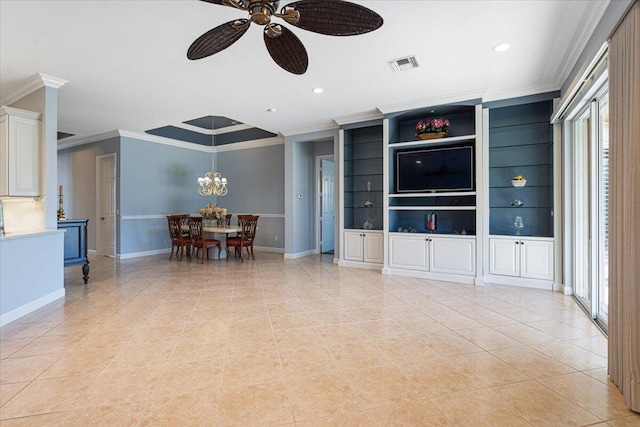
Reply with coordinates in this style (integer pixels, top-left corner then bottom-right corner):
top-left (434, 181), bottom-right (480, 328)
top-left (0, 229), bottom-right (65, 241)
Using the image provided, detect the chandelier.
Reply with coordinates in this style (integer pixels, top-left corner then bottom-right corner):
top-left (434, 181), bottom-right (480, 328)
top-left (197, 171), bottom-right (228, 196)
top-left (197, 116), bottom-right (228, 196)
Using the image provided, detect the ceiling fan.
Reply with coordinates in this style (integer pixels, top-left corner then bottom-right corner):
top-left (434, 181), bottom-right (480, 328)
top-left (187, 0), bottom-right (383, 74)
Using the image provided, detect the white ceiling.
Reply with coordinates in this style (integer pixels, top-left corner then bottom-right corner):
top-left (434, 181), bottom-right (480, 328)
top-left (0, 0), bottom-right (608, 140)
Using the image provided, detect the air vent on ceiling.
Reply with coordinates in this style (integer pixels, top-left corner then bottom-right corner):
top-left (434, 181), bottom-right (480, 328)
top-left (387, 55), bottom-right (420, 73)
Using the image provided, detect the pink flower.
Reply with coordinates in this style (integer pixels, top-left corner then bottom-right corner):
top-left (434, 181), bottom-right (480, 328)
top-left (415, 117), bottom-right (450, 135)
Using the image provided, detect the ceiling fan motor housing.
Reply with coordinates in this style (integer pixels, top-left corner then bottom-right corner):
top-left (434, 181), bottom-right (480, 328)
top-left (247, 1), bottom-right (279, 25)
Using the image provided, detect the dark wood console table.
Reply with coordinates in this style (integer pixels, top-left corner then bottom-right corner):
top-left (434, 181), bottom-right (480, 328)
top-left (58, 219), bottom-right (90, 284)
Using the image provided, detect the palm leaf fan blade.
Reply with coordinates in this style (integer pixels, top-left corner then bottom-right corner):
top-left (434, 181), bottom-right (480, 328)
top-left (187, 20), bottom-right (249, 60)
top-left (285, 0), bottom-right (383, 36)
top-left (264, 25), bottom-right (308, 74)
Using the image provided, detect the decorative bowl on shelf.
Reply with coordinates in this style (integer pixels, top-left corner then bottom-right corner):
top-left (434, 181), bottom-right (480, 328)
top-left (511, 175), bottom-right (527, 187)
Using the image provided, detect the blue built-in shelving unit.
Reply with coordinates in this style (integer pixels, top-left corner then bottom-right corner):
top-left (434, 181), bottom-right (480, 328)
top-left (343, 124), bottom-right (384, 230)
top-left (489, 101), bottom-right (554, 237)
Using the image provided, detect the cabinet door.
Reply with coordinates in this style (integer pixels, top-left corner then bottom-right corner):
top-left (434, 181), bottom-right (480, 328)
top-left (430, 237), bottom-right (476, 276)
top-left (388, 235), bottom-right (428, 270)
top-left (9, 115), bottom-right (41, 196)
top-left (489, 238), bottom-right (520, 277)
top-left (344, 231), bottom-right (364, 261)
top-left (363, 232), bottom-right (383, 264)
top-left (520, 239), bottom-right (554, 280)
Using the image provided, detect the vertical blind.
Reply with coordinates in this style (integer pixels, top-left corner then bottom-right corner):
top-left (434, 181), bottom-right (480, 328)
top-left (608, 0), bottom-right (640, 413)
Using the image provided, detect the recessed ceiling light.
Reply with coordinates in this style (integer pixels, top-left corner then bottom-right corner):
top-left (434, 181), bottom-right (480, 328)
top-left (266, 108), bottom-right (277, 113)
top-left (312, 87), bottom-right (324, 94)
top-left (493, 43), bottom-right (510, 52)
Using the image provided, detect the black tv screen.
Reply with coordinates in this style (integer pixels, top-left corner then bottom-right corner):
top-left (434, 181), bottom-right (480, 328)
top-left (396, 145), bottom-right (474, 192)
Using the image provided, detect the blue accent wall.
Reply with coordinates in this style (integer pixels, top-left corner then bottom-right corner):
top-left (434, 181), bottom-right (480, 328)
top-left (217, 144), bottom-right (285, 249)
top-left (119, 136), bottom-right (210, 255)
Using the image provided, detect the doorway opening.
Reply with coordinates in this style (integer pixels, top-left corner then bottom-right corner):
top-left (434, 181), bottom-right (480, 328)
top-left (316, 155), bottom-right (335, 255)
top-left (96, 154), bottom-right (116, 257)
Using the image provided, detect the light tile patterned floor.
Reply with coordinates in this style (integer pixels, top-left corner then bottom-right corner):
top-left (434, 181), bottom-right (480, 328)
top-left (1, 252), bottom-right (638, 426)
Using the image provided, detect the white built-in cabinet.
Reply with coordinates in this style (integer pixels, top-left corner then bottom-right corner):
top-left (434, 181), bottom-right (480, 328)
top-left (389, 234), bottom-right (476, 276)
top-left (489, 236), bottom-right (554, 281)
top-left (344, 230), bottom-right (383, 264)
top-left (0, 107), bottom-right (42, 197)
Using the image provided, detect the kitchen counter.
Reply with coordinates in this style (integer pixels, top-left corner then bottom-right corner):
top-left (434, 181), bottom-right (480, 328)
top-left (0, 229), bottom-right (65, 326)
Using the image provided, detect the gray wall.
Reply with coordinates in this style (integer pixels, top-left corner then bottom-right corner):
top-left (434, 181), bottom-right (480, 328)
top-left (284, 130), bottom-right (339, 257)
top-left (57, 136), bottom-right (120, 252)
top-left (217, 144), bottom-right (285, 249)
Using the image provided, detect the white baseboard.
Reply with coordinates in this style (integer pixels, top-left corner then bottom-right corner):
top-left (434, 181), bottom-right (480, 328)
top-left (119, 246), bottom-right (283, 260)
top-left (484, 274), bottom-right (555, 291)
top-left (338, 260), bottom-right (383, 271)
top-left (0, 288), bottom-right (65, 327)
top-left (253, 246), bottom-right (285, 254)
top-left (117, 248), bottom-right (172, 260)
top-left (284, 249), bottom-right (316, 259)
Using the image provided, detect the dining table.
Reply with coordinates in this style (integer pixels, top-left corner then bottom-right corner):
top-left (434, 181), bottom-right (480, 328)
top-left (203, 225), bottom-right (241, 259)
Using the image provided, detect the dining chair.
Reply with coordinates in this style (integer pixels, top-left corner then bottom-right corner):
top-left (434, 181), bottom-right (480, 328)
top-left (167, 214), bottom-right (192, 261)
top-left (189, 216), bottom-right (221, 263)
top-left (226, 215), bottom-right (259, 262)
top-left (219, 213), bottom-right (232, 226)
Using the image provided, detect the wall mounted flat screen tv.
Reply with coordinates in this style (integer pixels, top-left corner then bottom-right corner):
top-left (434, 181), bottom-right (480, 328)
top-left (396, 145), bottom-right (474, 192)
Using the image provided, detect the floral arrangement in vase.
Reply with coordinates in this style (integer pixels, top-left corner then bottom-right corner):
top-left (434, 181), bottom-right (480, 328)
top-left (200, 201), bottom-right (227, 221)
top-left (415, 118), bottom-right (450, 140)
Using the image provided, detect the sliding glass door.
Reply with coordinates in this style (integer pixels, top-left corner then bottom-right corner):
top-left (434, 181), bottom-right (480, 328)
top-left (570, 89), bottom-right (609, 331)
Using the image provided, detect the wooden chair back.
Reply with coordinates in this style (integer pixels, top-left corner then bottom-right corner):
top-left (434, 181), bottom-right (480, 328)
top-left (219, 214), bottom-right (232, 226)
top-left (167, 214), bottom-right (190, 240)
top-left (238, 215), bottom-right (259, 240)
top-left (166, 214), bottom-right (192, 261)
top-left (188, 216), bottom-right (205, 241)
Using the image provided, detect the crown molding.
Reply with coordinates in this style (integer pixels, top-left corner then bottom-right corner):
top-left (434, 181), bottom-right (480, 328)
top-left (279, 121), bottom-right (339, 137)
top-left (553, 0), bottom-right (610, 88)
top-left (1, 73), bottom-right (68, 106)
top-left (171, 122), bottom-right (213, 135)
top-left (482, 82), bottom-right (561, 104)
top-left (170, 122), bottom-right (254, 136)
top-left (57, 129), bottom-right (282, 153)
top-left (333, 110), bottom-right (383, 126)
top-left (213, 136), bottom-right (284, 153)
top-left (214, 123), bottom-right (254, 135)
top-left (0, 106), bottom-right (42, 120)
top-left (57, 130), bottom-right (121, 150)
top-left (118, 130), bottom-right (212, 152)
top-left (377, 90), bottom-right (486, 115)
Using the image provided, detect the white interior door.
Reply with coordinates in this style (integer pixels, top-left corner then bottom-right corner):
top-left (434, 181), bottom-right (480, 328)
top-left (98, 154), bottom-right (116, 256)
top-left (320, 158), bottom-right (335, 253)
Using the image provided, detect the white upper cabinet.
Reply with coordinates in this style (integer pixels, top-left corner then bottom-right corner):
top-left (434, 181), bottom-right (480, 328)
top-left (1, 107), bottom-right (42, 197)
